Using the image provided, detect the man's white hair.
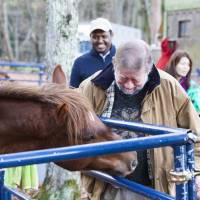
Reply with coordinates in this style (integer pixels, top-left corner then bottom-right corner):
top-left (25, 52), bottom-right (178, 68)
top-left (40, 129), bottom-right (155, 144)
top-left (113, 39), bottom-right (153, 72)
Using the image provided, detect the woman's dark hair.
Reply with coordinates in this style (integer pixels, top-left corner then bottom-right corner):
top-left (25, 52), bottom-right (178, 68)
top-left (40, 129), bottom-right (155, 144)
top-left (166, 50), bottom-right (192, 89)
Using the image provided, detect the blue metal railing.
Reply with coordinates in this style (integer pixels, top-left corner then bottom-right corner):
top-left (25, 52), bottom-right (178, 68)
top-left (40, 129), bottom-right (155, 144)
top-left (0, 119), bottom-right (197, 200)
top-left (0, 61), bottom-right (46, 85)
top-left (86, 171), bottom-right (174, 200)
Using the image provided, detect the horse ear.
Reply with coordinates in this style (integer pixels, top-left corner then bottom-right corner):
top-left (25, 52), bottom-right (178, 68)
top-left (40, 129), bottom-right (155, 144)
top-left (52, 64), bottom-right (67, 85)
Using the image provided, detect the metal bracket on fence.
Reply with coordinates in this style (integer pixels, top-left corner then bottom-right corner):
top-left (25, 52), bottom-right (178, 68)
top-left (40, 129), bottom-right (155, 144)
top-left (170, 170), bottom-right (192, 183)
top-left (170, 169), bottom-right (200, 183)
top-left (194, 170), bottom-right (200, 177)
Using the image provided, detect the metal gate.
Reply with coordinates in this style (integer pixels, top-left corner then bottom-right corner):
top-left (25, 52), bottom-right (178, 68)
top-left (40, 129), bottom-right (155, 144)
top-left (0, 61), bottom-right (46, 85)
top-left (0, 118), bottom-right (198, 200)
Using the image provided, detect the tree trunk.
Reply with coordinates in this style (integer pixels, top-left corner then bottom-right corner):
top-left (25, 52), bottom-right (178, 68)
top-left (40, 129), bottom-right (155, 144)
top-left (2, 1), bottom-right (14, 61)
top-left (45, 0), bottom-right (79, 80)
top-left (36, 0), bottom-right (80, 199)
top-left (143, 0), bottom-right (163, 44)
top-left (149, 0), bottom-right (162, 45)
top-left (36, 164), bottom-right (81, 200)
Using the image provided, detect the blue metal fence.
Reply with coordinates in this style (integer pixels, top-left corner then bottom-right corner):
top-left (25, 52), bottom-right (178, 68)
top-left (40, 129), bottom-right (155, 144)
top-left (0, 118), bottom-right (198, 200)
top-left (0, 61), bottom-right (46, 85)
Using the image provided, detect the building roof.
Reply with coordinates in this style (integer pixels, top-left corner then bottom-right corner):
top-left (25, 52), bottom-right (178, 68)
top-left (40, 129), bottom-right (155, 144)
top-left (165, 0), bottom-right (200, 11)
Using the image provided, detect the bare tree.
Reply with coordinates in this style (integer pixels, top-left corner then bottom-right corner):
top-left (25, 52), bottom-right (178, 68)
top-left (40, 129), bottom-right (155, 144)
top-left (1, 0), bottom-right (14, 60)
top-left (0, 1), bottom-right (154, 63)
top-left (0, 0), bottom-right (46, 62)
top-left (36, 0), bottom-right (80, 199)
top-left (145, 0), bottom-right (162, 45)
top-left (78, 0), bottom-right (151, 41)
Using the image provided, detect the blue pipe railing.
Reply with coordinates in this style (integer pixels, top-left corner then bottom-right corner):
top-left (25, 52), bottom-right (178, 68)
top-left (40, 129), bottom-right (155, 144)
top-left (174, 145), bottom-right (189, 200)
top-left (101, 117), bottom-right (190, 135)
top-left (187, 143), bottom-right (196, 199)
top-left (0, 61), bottom-right (45, 69)
top-left (0, 119), bottom-right (197, 200)
top-left (0, 61), bottom-right (46, 85)
top-left (86, 171), bottom-right (174, 200)
top-left (0, 132), bottom-right (194, 168)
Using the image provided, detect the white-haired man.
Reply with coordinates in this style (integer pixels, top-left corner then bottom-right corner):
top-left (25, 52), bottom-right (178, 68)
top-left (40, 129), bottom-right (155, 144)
top-left (79, 39), bottom-right (200, 200)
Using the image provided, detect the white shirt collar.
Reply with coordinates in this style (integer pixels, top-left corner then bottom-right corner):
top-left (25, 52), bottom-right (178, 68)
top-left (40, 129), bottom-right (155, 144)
top-left (99, 50), bottom-right (110, 61)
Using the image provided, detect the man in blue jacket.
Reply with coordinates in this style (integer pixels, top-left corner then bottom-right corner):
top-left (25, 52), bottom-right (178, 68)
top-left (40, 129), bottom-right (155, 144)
top-left (70, 18), bottom-right (116, 88)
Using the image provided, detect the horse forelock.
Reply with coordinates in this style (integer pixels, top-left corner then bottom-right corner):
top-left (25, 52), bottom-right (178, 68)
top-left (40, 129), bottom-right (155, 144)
top-left (58, 94), bottom-right (97, 145)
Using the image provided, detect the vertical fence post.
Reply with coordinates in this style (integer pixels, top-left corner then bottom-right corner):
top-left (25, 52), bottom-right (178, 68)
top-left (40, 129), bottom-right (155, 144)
top-left (38, 65), bottom-right (44, 85)
top-left (0, 170), bottom-right (11, 200)
top-left (186, 143), bottom-right (196, 200)
top-left (0, 170), bottom-right (4, 200)
top-left (174, 145), bottom-right (188, 200)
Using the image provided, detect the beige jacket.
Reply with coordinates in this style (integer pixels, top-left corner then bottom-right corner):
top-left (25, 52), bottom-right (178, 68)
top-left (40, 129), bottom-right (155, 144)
top-left (79, 69), bottom-right (200, 198)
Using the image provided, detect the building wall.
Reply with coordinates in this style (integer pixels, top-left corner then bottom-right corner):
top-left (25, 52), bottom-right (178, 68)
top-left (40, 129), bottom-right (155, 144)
top-left (165, 8), bottom-right (200, 67)
top-left (167, 8), bottom-right (200, 38)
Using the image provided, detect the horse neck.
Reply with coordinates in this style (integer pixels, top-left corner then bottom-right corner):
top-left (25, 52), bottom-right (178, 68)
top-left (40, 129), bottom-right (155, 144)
top-left (0, 98), bottom-right (69, 153)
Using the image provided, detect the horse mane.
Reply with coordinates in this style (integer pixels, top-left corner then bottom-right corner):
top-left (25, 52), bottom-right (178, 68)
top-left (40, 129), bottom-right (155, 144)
top-left (0, 82), bottom-right (95, 144)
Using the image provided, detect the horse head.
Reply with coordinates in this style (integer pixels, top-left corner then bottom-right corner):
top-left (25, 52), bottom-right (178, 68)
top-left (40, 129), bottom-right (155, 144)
top-left (0, 65), bottom-right (137, 177)
top-left (52, 65), bottom-right (137, 176)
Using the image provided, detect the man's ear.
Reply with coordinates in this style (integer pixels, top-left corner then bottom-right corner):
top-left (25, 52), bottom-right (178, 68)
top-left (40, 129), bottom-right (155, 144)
top-left (52, 64), bottom-right (67, 85)
top-left (110, 30), bottom-right (114, 37)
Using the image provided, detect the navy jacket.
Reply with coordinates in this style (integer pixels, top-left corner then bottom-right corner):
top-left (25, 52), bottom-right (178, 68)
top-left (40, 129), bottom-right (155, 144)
top-left (70, 45), bottom-right (116, 88)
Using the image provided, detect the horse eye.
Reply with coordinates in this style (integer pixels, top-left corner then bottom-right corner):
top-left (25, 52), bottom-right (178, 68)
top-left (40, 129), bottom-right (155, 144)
top-left (83, 134), bottom-right (96, 141)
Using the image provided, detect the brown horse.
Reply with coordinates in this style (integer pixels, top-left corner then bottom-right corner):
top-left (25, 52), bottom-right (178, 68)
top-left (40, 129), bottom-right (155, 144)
top-left (0, 80), bottom-right (137, 176)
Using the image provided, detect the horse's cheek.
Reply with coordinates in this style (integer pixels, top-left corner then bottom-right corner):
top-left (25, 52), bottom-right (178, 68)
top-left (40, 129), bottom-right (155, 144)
top-left (55, 158), bottom-right (91, 171)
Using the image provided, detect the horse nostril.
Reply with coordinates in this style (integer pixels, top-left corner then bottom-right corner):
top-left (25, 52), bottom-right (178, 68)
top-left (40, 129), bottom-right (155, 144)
top-left (131, 160), bottom-right (138, 169)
